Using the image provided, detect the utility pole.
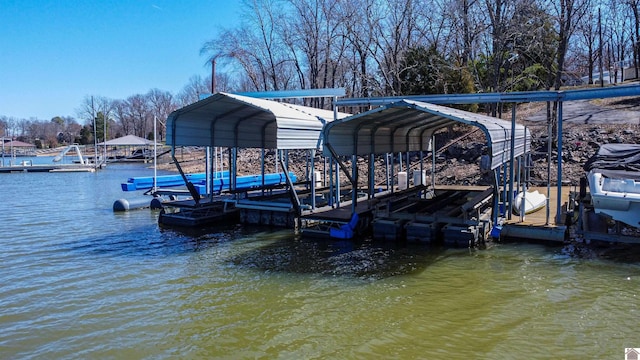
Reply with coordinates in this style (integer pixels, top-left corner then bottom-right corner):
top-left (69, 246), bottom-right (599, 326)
top-left (599, 7), bottom-right (604, 87)
top-left (103, 107), bottom-right (107, 167)
top-left (92, 96), bottom-right (98, 167)
top-left (211, 57), bottom-right (216, 93)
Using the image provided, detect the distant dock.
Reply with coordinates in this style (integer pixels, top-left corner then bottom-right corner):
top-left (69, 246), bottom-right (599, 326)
top-left (0, 163), bottom-right (95, 173)
top-left (0, 144), bottom-right (96, 173)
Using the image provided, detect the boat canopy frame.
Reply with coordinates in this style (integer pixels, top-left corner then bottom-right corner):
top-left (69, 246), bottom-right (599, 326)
top-left (322, 99), bottom-right (531, 217)
top-left (166, 92), bottom-right (349, 149)
top-left (164, 90), bottom-right (350, 213)
top-left (323, 99), bottom-right (530, 171)
top-left (332, 84), bottom-right (640, 225)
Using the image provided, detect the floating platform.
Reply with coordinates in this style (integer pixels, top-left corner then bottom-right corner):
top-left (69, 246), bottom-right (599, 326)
top-left (156, 178), bottom-right (306, 228)
top-left (0, 164), bottom-right (95, 173)
top-left (405, 221), bottom-right (437, 244)
top-left (500, 186), bottom-right (569, 243)
top-left (158, 198), bottom-right (239, 227)
top-left (300, 188), bottom-right (378, 239)
top-left (368, 185), bottom-right (493, 247)
top-left (121, 172), bottom-right (212, 191)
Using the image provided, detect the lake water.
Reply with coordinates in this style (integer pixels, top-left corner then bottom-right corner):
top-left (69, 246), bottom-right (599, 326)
top-left (1, 160), bottom-right (639, 359)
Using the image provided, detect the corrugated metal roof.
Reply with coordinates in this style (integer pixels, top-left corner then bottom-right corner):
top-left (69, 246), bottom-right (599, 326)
top-left (324, 100), bottom-right (530, 170)
top-left (166, 92), bottom-right (349, 149)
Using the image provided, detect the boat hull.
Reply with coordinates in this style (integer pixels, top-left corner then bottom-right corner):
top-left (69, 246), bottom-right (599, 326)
top-left (588, 170), bottom-right (640, 228)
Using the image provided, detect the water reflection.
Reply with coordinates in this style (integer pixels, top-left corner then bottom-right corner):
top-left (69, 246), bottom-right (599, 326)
top-left (10, 164), bottom-right (640, 358)
top-left (230, 235), bottom-right (450, 279)
top-left (63, 222), bottom-right (240, 258)
top-left (64, 214), bottom-right (449, 280)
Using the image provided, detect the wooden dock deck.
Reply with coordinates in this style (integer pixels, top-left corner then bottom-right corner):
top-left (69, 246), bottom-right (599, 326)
top-left (299, 187), bottom-right (427, 238)
top-left (500, 186), bottom-right (572, 242)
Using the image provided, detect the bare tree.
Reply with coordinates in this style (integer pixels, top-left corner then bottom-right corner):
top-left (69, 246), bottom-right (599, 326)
top-left (283, 0), bottom-right (347, 106)
top-left (550, 0), bottom-right (588, 91)
top-left (203, 0), bottom-right (294, 91)
top-left (606, 0), bottom-right (632, 82)
top-left (372, 0), bottom-right (423, 95)
top-left (176, 75), bottom-right (210, 106)
top-left (481, 0), bottom-right (517, 94)
top-left (414, 0), bottom-right (454, 50)
top-left (575, 0), bottom-right (598, 83)
top-left (147, 89), bottom-right (176, 141)
top-left (627, 0), bottom-right (640, 79)
top-left (0, 116), bottom-right (8, 138)
top-left (77, 96), bottom-right (97, 126)
top-left (76, 95), bottom-right (114, 140)
top-left (4, 117), bottom-right (17, 139)
top-left (340, 0), bottom-right (381, 98)
top-left (112, 99), bottom-right (133, 136)
top-left (460, 0), bottom-right (482, 65)
top-left (125, 94), bottom-right (152, 139)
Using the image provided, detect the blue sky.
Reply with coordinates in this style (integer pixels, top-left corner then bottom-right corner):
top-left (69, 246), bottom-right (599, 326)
top-left (0, 0), bottom-right (240, 120)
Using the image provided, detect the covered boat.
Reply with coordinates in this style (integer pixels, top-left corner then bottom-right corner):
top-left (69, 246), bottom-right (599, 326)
top-left (585, 143), bottom-right (640, 228)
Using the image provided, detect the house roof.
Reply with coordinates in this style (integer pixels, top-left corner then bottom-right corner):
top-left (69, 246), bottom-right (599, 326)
top-left (323, 100), bottom-right (531, 170)
top-left (97, 134), bottom-right (152, 146)
top-left (166, 92), bottom-right (350, 149)
top-left (1, 139), bottom-right (35, 148)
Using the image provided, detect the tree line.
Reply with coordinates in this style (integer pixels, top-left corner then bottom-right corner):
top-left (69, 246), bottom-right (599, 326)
top-left (204, 0), bottom-right (637, 101)
top-left (3, 0), bottom-right (638, 148)
top-left (0, 75), bottom-right (212, 148)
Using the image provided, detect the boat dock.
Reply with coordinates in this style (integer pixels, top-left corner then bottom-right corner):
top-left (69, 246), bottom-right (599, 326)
top-left (300, 184), bottom-right (493, 247)
top-left (0, 144), bottom-right (96, 173)
top-left (0, 163), bottom-right (95, 173)
top-left (150, 86), bottom-right (640, 246)
top-left (153, 173), bottom-right (640, 247)
top-left (158, 197), bottom-right (239, 227)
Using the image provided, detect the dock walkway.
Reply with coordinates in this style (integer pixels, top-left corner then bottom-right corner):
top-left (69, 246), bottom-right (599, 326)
top-left (500, 186), bottom-right (571, 242)
top-left (0, 164), bottom-right (95, 173)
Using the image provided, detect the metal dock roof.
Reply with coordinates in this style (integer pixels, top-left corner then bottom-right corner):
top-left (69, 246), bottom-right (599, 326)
top-left (166, 92), bottom-right (350, 150)
top-left (323, 99), bottom-right (530, 170)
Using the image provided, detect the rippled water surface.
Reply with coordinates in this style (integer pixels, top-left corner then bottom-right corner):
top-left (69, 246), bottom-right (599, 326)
top-left (1, 161), bottom-right (639, 359)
